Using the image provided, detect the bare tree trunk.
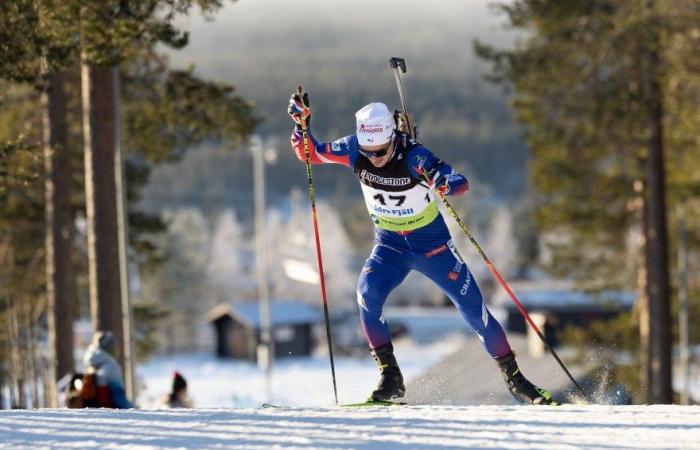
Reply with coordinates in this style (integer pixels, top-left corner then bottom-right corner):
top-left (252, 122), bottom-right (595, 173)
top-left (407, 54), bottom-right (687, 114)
top-left (81, 62), bottom-right (125, 369)
top-left (42, 363), bottom-right (52, 408)
top-left (0, 241), bottom-right (11, 408)
top-left (16, 382), bottom-right (25, 409)
top-left (632, 178), bottom-right (652, 400)
top-left (22, 248), bottom-right (45, 409)
top-left (677, 204), bottom-right (690, 404)
top-left (12, 299), bottom-right (25, 408)
top-left (5, 248), bottom-right (22, 408)
top-left (642, 0), bottom-right (673, 403)
top-left (6, 297), bottom-right (19, 408)
top-left (42, 71), bottom-right (76, 408)
top-left (25, 304), bottom-right (38, 408)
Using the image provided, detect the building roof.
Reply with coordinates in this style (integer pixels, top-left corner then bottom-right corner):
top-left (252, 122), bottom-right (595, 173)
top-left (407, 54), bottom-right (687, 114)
top-left (491, 282), bottom-right (636, 313)
top-left (206, 299), bottom-right (322, 328)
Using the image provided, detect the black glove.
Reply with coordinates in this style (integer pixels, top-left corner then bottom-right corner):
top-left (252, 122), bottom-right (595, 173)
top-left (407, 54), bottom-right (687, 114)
top-left (288, 86), bottom-right (311, 128)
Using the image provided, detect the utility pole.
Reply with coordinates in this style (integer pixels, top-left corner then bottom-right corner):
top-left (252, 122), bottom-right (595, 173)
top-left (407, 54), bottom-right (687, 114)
top-left (252, 136), bottom-right (277, 402)
top-left (112, 67), bottom-right (134, 400)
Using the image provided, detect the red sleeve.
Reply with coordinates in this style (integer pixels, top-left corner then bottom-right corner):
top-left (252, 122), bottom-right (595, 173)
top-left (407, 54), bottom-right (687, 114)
top-left (290, 129), bottom-right (352, 167)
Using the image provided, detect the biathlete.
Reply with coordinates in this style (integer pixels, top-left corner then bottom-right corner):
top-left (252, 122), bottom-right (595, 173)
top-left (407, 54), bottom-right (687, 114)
top-left (288, 88), bottom-right (554, 405)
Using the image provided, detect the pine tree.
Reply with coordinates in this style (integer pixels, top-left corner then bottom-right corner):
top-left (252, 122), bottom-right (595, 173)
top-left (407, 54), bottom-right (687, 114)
top-left (476, 0), bottom-right (700, 403)
top-left (1, 0), bottom-right (260, 404)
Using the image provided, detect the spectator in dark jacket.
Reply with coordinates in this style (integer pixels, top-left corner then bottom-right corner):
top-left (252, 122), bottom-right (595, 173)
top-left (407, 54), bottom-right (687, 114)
top-left (162, 371), bottom-right (193, 408)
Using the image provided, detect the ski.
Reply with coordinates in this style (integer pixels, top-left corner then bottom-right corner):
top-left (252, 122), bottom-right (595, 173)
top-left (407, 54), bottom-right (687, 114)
top-left (262, 401), bottom-right (408, 409)
top-left (341, 400), bottom-right (408, 408)
top-left (261, 403), bottom-right (297, 410)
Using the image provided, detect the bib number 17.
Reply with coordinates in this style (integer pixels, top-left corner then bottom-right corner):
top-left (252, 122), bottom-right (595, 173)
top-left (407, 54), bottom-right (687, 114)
top-left (373, 193), bottom-right (406, 207)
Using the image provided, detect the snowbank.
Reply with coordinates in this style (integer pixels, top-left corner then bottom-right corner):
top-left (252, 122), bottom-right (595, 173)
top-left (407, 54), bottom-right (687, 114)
top-left (2, 405), bottom-right (699, 449)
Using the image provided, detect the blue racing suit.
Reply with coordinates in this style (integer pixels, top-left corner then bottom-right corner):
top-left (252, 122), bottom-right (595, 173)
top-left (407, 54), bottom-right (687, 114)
top-left (291, 128), bottom-right (512, 358)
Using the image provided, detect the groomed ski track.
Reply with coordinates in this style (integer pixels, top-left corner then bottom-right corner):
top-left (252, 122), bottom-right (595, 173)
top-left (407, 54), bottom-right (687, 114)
top-left (2, 405), bottom-right (699, 449)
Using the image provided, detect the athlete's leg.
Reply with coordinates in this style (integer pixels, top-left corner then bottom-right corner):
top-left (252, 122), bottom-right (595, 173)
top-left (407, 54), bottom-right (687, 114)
top-left (410, 220), bottom-right (553, 403)
top-left (414, 240), bottom-right (511, 358)
top-left (357, 241), bottom-right (412, 349)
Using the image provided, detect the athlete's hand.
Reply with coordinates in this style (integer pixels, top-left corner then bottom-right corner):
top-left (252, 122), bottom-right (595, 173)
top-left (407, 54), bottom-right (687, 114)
top-left (288, 86), bottom-right (311, 128)
top-left (416, 160), bottom-right (450, 195)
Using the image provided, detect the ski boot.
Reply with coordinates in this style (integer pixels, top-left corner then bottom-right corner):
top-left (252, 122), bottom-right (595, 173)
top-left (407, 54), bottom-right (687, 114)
top-left (369, 344), bottom-right (406, 401)
top-left (496, 351), bottom-right (555, 405)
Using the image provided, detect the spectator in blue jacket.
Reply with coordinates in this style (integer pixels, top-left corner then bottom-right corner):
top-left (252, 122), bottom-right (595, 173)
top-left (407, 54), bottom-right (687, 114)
top-left (83, 331), bottom-right (134, 409)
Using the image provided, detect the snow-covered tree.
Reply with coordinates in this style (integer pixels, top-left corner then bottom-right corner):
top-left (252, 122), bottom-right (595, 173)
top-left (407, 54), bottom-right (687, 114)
top-left (140, 208), bottom-right (211, 352)
top-left (208, 209), bottom-right (255, 304)
top-left (265, 190), bottom-right (357, 309)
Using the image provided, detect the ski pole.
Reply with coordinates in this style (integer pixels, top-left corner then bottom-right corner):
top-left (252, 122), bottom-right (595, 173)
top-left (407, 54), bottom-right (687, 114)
top-left (387, 57), bottom-right (588, 401)
top-left (297, 86), bottom-right (339, 405)
top-left (432, 189), bottom-right (587, 400)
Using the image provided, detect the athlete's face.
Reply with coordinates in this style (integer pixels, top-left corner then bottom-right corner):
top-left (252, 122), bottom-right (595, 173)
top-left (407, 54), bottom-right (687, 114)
top-left (359, 137), bottom-right (395, 168)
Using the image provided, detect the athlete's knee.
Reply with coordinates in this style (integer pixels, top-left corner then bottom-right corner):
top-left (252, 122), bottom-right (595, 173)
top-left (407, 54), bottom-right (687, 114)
top-left (455, 295), bottom-right (492, 334)
top-left (356, 279), bottom-right (385, 315)
top-left (470, 304), bottom-right (491, 332)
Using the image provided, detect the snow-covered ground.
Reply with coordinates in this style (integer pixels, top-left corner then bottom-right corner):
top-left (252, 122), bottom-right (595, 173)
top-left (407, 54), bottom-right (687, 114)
top-left (136, 334), bottom-right (467, 408)
top-left (136, 306), bottom-right (471, 408)
top-left (2, 404), bottom-right (699, 449)
top-left (5, 309), bottom-right (700, 449)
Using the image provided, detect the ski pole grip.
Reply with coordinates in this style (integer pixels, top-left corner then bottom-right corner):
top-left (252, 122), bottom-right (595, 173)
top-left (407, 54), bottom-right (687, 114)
top-left (389, 57), bottom-right (406, 73)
